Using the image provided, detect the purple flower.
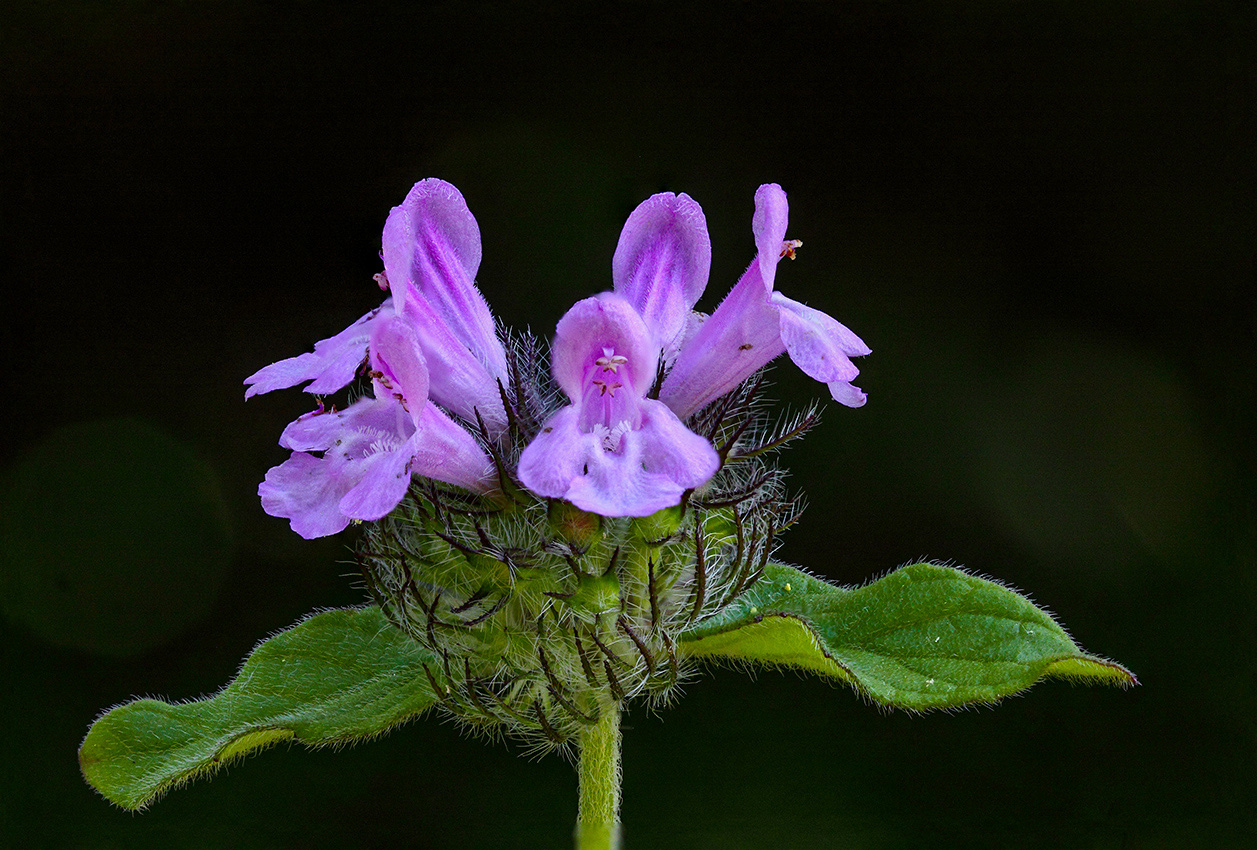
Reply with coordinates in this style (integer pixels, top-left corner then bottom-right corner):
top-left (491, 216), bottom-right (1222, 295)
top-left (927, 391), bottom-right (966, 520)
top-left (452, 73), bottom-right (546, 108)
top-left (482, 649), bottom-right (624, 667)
top-left (245, 179), bottom-right (509, 432)
top-left (259, 315), bottom-right (496, 539)
top-left (660, 183), bottom-right (870, 418)
top-left (249, 178), bottom-right (867, 534)
top-left (248, 179), bottom-right (508, 538)
top-left (518, 294), bottom-right (719, 517)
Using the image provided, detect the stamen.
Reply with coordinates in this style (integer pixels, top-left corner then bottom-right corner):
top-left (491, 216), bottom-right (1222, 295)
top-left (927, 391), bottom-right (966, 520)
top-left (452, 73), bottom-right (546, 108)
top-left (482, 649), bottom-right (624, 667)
top-left (595, 347), bottom-right (629, 373)
top-left (359, 426), bottom-right (403, 456)
top-left (591, 378), bottom-right (623, 397)
top-left (780, 238), bottom-right (803, 260)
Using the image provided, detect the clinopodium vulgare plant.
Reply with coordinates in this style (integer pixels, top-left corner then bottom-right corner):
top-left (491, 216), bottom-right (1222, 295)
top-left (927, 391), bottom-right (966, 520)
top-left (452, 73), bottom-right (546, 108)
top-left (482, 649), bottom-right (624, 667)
top-left (80, 180), bottom-right (1135, 849)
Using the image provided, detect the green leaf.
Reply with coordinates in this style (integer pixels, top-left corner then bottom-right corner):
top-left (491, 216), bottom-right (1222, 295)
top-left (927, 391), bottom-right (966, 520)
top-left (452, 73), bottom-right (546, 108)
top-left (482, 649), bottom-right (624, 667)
top-left (680, 562), bottom-right (1135, 711)
top-left (79, 606), bottom-right (442, 810)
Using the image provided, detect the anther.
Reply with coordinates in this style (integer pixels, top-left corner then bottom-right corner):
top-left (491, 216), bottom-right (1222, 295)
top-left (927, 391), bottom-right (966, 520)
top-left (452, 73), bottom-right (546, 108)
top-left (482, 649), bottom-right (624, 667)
top-left (595, 349), bottom-right (629, 373)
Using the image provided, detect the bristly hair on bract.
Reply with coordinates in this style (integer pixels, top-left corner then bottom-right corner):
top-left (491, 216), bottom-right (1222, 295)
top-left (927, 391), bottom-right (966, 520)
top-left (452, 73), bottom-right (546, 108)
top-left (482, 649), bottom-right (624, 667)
top-left (355, 324), bottom-right (813, 754)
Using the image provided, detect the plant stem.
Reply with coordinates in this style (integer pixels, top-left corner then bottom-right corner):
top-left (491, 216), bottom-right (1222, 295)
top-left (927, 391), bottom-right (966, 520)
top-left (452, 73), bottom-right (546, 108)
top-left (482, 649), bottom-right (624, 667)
top-left (575, 700), bottom-right (622, 850)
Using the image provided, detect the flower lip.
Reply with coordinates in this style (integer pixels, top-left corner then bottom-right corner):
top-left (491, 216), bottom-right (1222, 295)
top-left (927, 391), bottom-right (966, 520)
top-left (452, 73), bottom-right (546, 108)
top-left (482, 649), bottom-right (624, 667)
top-left (553, 293), bottom-right (657, 410)
top-left (244, 301), bottom-right (390, 400)
top-left (659, 182), bottom-right (870, 416)
top-left (753, 183), bottom-right (791, 290)
top-left (367, 313), bottom-right (430, 417)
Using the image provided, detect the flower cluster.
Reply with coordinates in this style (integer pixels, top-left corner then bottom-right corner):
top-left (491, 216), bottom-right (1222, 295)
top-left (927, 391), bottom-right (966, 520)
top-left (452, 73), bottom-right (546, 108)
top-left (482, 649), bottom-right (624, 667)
top-left (246, 179), bottom-right (868, 744)
top-left (247, 179), bottom-right (868, 536)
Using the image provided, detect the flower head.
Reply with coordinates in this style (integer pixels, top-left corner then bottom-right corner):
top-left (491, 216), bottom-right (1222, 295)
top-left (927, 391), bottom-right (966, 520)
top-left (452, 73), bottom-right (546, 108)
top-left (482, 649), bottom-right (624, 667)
top-left (241, 177), bottom-right (868, 745)
top-left (248, 179), bottom-right (867, 544)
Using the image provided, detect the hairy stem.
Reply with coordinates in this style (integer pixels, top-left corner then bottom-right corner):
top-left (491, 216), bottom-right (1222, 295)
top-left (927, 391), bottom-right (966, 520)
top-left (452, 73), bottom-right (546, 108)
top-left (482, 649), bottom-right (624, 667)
top-left (576, 701), bottom-right (622, 850)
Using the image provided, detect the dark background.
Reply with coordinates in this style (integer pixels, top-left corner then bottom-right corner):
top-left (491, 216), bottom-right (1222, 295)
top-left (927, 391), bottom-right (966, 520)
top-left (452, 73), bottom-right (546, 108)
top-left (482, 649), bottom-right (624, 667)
top-left (2, 1), bottom-right (1252, 847)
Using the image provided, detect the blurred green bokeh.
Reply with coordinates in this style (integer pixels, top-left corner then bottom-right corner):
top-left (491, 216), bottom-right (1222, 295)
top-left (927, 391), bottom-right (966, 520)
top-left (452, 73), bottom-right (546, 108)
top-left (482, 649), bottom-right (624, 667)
top-left (0, 417), bottom-right (232, 657)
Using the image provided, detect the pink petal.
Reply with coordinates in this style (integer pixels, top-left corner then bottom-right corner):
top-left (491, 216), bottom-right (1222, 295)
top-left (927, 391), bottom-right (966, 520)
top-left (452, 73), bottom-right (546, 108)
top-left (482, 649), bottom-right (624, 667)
top-left (263, 396), bottom-right (415, 537)
top-left (612, 192), bottom-right (711, 356)
top-left (518, 401), bottom-right (718, 517)
top-left (279, 395), bottom-right (405, 452)
top-left (659, 264), bottom-right (786, 419)
top-left (244, 302), bottom-right (388, 399)
top-left (368, 314), bottom-right (431, 418)
top-left (774, 293), bottom-right (869, 408)
top-left (407, 403), bottom-right (497, 494)
top-left (752, 183), bottom-right (790, 290)
top-left (634, 399), bottom-right (720, 488)
top-left (774, 294), bottom-right (867, 382)
top-left (551, 294), bottom-right (657, 401)
top-left (517, 407), bottom-right (587, 499)
top-left (396, 297), bottom-right (508, 432)
top-left (337, 440), bottom-right (414, 521)
top-left (259, 452), bottom-right (355, 539)
top-left (381, 179), bottom-right (507, 379)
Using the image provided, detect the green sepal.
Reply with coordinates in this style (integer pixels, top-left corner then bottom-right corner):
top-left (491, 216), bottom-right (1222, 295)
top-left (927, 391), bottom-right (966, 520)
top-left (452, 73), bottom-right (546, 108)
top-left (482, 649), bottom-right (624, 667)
top-left (79, 605), bottom-right (441, 811)
top-left (679, 562), bottom-right (1135, 711)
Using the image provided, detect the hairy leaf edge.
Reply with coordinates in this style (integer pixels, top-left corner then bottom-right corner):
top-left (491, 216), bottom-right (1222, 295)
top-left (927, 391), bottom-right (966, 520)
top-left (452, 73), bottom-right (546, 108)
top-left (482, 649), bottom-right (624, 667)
top-left (78, 605), bottom-right (436, 811)
top-left (679, 610), bottom-right (1137, 713)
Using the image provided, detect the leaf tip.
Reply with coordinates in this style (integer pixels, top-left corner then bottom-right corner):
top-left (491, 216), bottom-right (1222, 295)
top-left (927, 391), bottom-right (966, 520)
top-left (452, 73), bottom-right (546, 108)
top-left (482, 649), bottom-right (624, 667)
top-left (1046, 655), bottom-right (1139, 688)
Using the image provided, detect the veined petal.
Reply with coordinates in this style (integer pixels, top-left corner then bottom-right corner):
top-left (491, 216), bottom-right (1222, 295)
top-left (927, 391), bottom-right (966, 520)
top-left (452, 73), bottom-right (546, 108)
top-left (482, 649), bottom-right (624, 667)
top-left (259, 452), bottom-right (355, 539)
top-left (612, 192), bottom-right (711, 356)
top-left (773, 292), bottom-right (871, 367)
top-left (244, 302), bottom-right (389, 399)
top-left (397, 296), bottom-right (508, 432)
top-left (753, 183), bottom-right (790, 290)
top-left (659, 264), bottom-right (785, 419)
top-left (337, 439), bottom-right (414, 522)
top-left (664, 182), bottom-right (871, 415)
top-left (634, 399), bottom-right (720, 488)
top-left (260, 395), bottom-right (413, 539)
top-left (278, 394), bottom-right (405, 452)
top-left (381, 179), bottom-right (508, 379)
top-left (279, 407), bottom-right (350, 453)
top-left (564, 436), bottom-right (692, 517)
top-left (407, 403), bottom-right (497, 494)
top-left (517, 407), bottom-right (588, 500)
top-left (774, 293), bottom-right (869, 408)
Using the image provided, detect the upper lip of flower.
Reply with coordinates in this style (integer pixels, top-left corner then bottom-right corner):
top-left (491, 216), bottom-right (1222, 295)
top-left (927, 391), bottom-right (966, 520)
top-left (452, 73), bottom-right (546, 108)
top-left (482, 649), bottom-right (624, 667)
top-left (611, 191), bottom-right (712, 361)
